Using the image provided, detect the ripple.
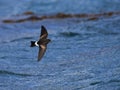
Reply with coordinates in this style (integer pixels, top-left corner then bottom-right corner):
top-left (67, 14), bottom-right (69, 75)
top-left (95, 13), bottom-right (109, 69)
top-left (90, 81), bottom-right (103, 86)
top-left (98, 31), bottom-right (120, 36)
top-left (10, 37), bottom-right (33, 42)
top-left (1, 36), bottom-right (34, 44)
top-left (0, 56), bottom-right (8, 59)
top-left (60, 32), bottom-right (80, 37)
top-left (0, 70), bottom-right (33, 77)
top-left (108, 79), bottom-right (120, 83)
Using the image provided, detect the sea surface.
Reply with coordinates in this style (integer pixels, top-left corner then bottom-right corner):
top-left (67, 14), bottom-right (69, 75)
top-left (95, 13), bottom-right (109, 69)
top-left (0, 0), bottom-right (120, 90)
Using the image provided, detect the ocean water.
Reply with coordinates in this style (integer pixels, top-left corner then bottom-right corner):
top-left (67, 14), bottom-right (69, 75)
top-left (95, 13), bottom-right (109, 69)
top-left (0, 0), bottom-right (120, 18)
top-left (0, 0), bottom-right (120, 90)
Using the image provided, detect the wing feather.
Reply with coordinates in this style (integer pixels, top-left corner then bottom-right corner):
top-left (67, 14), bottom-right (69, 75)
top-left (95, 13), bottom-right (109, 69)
top-left (40, 26), bottom-right (48, 39)
top-left (38, 45), bottom-right (46, 61)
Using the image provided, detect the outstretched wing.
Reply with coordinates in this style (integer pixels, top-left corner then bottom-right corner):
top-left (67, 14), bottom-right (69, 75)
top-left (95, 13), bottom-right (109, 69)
top-left (38, 45), bottom-right (47, 61)
top-left (40, 25), bottom-right (48, 39)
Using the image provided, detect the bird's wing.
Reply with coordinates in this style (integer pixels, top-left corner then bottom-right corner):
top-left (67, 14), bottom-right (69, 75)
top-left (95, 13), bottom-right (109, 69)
top-left (40, 25), bottom-right (48, 39)
top-left (38, 44), bottom-right (47, 61)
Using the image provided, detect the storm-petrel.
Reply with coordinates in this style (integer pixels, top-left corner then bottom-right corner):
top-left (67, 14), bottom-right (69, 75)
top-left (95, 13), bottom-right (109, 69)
top-left (30, 25), bottom-right (51, 61)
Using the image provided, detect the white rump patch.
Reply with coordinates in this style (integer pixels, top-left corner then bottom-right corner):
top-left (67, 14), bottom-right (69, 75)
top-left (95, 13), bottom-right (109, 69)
top-left (35, 41), bottom-right (39, 47)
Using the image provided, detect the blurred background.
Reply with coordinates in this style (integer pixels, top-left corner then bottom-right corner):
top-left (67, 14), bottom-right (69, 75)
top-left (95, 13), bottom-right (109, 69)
top-left (0, 0), bottom-right (120, 90)
top-left (0, 0), bottom-right (120, 18)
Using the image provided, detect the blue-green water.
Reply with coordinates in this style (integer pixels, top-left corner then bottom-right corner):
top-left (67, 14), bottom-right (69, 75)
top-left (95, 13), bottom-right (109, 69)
top-left (0, 0), bottom-right (120, 90)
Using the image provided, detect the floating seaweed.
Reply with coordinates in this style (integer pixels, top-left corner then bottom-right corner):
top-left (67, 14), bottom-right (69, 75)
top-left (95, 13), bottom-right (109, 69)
top-left (2, 11), bottom-right (120, 23)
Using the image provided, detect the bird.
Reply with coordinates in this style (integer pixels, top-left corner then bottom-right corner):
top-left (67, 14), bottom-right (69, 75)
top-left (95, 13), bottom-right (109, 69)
top-left (30, 25), bottom-right (51, 61)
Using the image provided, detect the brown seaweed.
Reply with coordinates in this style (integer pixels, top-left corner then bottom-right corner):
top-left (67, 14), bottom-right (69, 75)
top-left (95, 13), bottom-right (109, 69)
top-left (2, 11), bottom-right (120, 23)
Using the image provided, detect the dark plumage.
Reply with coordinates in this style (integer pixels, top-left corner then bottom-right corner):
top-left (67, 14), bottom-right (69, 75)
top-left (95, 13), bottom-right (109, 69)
top-left (30, 25), bottom-right (51, 61)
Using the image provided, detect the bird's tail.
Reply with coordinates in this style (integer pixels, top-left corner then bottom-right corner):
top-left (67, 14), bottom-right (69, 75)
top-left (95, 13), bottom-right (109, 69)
top-left (30, 41), bottom-right (36, 47)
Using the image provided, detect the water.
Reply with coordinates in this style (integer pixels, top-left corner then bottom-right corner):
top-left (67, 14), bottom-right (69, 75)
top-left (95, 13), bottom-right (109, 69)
top-left (0, 0), bottom-right (120, 90)
top-left (0, 0), bottom-right (120, 18)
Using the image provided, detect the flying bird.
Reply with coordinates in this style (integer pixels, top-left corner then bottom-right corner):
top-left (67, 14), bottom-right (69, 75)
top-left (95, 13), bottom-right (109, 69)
top-left (30, 25), bottom-right (51, 61)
